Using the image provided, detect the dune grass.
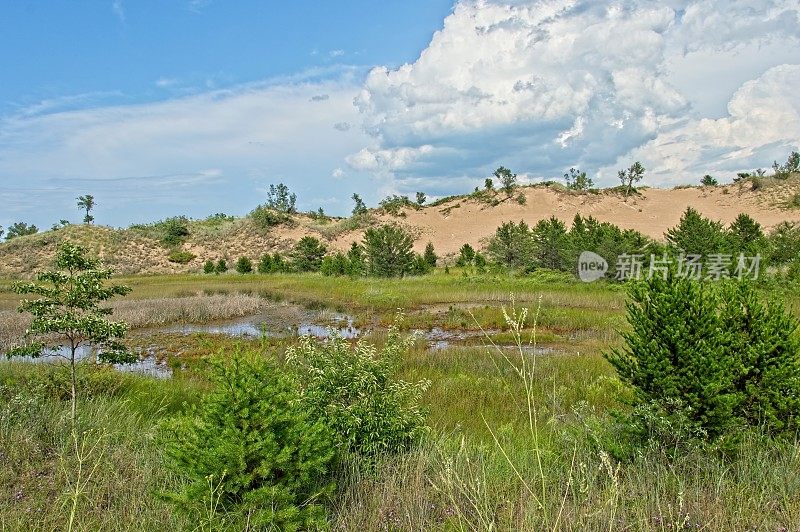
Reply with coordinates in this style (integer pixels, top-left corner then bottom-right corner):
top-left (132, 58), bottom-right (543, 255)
top-left (2, 273), bottom-right (800, 529)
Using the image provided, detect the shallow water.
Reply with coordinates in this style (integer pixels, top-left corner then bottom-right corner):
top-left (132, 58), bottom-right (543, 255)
top-left (6, 344), bottom-right (172, 379)
top-left (159, 312), bottom-right (360, 339)
top-left (4, 302), bottom-right (557, 379)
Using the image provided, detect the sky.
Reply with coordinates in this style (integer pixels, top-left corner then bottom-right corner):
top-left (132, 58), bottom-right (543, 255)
top-left (1, 0), bottom-right (799, 230)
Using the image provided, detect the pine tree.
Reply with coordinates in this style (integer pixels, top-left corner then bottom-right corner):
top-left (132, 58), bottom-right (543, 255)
top-left (162, 353), bottom-right (336, 529)
top-left (291, 237), bottom-right (327, 272)
top-left (423, 242), bottom-right (437, 269)
top-left (606, 273), bottom-right (800, 443)
top-left (235, 256), bottom-right (253, 274)
top-left (665, 207), bottom-right (728, 256)
top-left (203, 260), bottom-right (214, 274)
top-left (363, 224), bottom-right (415, 277)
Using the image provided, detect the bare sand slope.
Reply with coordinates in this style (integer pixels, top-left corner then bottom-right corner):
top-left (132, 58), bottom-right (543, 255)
top-left (363, 181), bottom-right (800, 256)
top-left (2, 180), bottom-right (799, 277)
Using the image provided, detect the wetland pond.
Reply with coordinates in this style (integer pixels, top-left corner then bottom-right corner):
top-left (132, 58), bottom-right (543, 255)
top-left (4, 301), bottom-right (556, 379)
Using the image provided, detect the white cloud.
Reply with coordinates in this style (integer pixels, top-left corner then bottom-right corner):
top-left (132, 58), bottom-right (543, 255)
top-left (155, 77), bottom-right (179, 88)
top-left (332, 168), bottom-right (345, 179)
top-left (0, 70), bottom-right (373, 228)
top-left (607, 64), bottom-right (800, 184)
top-left (349, 0), bottom-right (800, 189)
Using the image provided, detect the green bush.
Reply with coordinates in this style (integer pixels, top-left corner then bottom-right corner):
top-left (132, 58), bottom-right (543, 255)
top-left (455, 243), bottom-right (475, 267)
top-left (486, 221), bottom-right (535, 270)
top-left (250, 205), bottom-right (291, 230)
top-left (286, 327), bottom-right (429, 458)
top-left (167, 250), bottom-right (196, 264)
top-left (320, 252), bottom-right (349, 277)
top-left (235, 256), bottom-right (253, 274)
top-left (258, 252), bottom-right (288, 274)
top-left (161, 353), bottom-right (336, 530)
top-left (214, 259), bottom-right (228, 274)
top-left (160, 217), bottom-right (190, 247)
top-left (665, 207), bottom-right (728, 256)
top-left (291, 236), bottom-right (327, 272)
top-left (768, 222), bottom-right (800, 266)
top-left (363, 224), bottom-right (415, 277)
top-left (606, 274), bottom-right (800, 446)
top-left (378, 195), bottom-right (417, 216)
top-left (203, 260), bottom-right (215, 274)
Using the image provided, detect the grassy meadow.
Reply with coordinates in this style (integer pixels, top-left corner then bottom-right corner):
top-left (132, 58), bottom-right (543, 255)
top-left (2, 271), bottom-right (800, 530)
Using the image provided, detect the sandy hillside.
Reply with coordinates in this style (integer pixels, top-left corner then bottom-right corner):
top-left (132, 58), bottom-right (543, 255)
top-left (2, 179), bottom-right (799, 277)
top-left (385, 180), bottom-right (800, 255)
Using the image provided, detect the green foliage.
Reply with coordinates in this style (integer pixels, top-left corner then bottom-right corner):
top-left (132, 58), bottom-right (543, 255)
top-left (265, 183), bottom-right (297, 213)
top-left (455, 243), bottom-right (476, 267)
top-left (728, 213), bottom-right (768, 259)
top-left (772, 151), bottom-right (800, 179)
top-left (768, 222), bottom-right (800, 265)
top-left (570, 214), bottom-right (659, 278)
top-left (415, 191), bottom-right (426, 206)
top-left (351, 193), bottom-right (368, 216)
top-left (493, 166), bottom-right (517, 195)
top-left (531, 216), bottom-right (570, 270)
top-left (606, 274), bottom-right (800, 446)
top-left (617, 161), bottom-right (645, 197)
top-left (7, 243), bottom-right (132, 419)
top-left (515, 192), bottom-right (527, 205)
top-left (0, 225), bottom-right (3, 239)
top-left (701, 174), bottom-right (718, 186)
top-left (363, 224), bottom-right (415, 277)
top-left (160, 217), bottom-right (190, 247)
top-left (564, 168), bottom-right (594, 191)
top-left (5, 221), bottom-right (38, 240)
top-left (214, 259), bottom-right (228, 274)
top-left (484, 178), bottom-right (494, 190)
top-left (249, 205), bottom-right (291, 230)
top-left (235, 256), bottom-right (253, 274)
top-left (258, 252), bottom-right (288, 274)
top-left (286, 327), bottom-right (429, 457)
top-left (162, 352), bottom-right (336, 530)
top-left (665, 207), bottom-right (728, 256)
top-left (346, 242), bottom-right (365, 276)
top-left (291, 236), bottom-right (327, 272)
top-left (486, 221), bottom-right (535, 270)
top-left (50, 219), bottom-right (70, 231)
top-left (167, 250), bottom-right (196, 264)
top-left (203, 260), bottom-right (215, 274)
top-left (76, 194), bottom-right (95, 225)
top-left (379, 195), bottom-right (417, 216)
top-left (321, 252), bottom-right (349, 277)
top-left (423, 242), bottom-right (437, 269)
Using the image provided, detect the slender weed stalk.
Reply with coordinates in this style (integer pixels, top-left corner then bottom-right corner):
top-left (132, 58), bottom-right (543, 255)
top-left (60, 428), bottom-right (108, 532)
top-left (470, 295), bottom-right (578, 529)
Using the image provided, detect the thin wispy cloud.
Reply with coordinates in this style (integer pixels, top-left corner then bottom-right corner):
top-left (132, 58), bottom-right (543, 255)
top-left (111, 0), bottom-right (125, 23)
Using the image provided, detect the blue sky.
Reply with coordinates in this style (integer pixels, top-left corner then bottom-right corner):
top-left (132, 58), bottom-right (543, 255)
top-left (0, 1), bottom-right (452, 116)
top-left (1, 0), bottom-right (799, 231)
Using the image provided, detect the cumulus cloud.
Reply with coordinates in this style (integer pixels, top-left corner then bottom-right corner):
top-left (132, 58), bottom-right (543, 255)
top-left (349, 0), bottom-right (800, 189)
top-left (608, 64), bottom-right (800, 185)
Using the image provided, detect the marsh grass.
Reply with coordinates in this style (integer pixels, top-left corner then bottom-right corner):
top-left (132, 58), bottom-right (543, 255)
top-left (3, 275), bottom-right (800, 530)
